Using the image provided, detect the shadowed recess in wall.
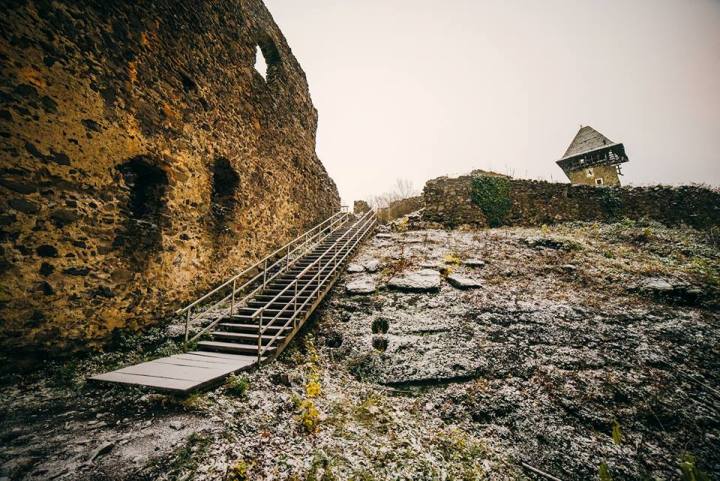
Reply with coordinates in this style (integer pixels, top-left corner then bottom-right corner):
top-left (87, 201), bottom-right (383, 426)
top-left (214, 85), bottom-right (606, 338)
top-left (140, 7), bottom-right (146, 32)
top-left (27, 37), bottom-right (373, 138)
top-left (114, 156), bottom-right (168, 269)
top-left (210, 156), bottom-right (240, 234)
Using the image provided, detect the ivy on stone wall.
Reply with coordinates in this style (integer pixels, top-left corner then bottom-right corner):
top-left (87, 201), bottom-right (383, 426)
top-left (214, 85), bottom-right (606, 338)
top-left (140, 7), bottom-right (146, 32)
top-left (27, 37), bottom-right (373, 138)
top-left (600, 187), bottom-right (624, 220)
top-left (470, 177), bottom-right (512, 227)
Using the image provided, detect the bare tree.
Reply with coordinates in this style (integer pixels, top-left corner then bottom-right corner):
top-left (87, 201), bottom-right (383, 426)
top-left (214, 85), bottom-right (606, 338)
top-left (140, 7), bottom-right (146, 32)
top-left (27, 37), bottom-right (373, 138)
top-left (367, 178), bottom-right (419, 209)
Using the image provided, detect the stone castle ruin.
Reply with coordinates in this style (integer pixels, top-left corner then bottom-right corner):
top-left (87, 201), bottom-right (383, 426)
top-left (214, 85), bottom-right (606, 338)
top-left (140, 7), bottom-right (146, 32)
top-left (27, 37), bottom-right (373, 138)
top-left (0, 0), bottom-right (339, 352)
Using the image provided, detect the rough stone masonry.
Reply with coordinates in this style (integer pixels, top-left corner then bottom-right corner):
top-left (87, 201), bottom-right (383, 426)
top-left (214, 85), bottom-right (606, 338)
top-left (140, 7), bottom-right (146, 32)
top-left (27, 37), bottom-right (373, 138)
top-left (0, 0), bottom-right (339, 352)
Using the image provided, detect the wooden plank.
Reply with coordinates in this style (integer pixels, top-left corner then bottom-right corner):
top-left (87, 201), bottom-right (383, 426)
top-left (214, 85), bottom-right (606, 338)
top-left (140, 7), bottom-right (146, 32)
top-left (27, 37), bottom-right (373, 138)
top-left (156, 356), bottom-right (252, 370)
top-left (90, 371), bottom-right (198, 391)
top-left (152, 358), bottom-right (235, 370)
top-left (188, 351), bottom-right (260, 361)
top-left (115, 362), bottom-right (233, 381)
top-left (168, 354), bottom-right (251, 366)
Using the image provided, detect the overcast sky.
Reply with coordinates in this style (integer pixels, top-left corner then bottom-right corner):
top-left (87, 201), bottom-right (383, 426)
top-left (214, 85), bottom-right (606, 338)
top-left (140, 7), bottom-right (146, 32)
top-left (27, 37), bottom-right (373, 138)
top-left (264, 0), bottom-right (720, 204)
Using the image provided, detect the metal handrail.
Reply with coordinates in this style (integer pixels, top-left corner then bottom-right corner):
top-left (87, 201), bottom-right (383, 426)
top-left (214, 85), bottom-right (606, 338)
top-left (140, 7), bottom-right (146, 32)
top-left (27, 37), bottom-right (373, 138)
top-left (179, 210), bottom-right (351, 341)
top-left (252, 210), bottom-right (373, 323)
top-left (186, 211), bottom-right (352, 343)
top-left (253, 210), bottom-right (377, 361)
top-left (258, 212), bottom-right (376, 358)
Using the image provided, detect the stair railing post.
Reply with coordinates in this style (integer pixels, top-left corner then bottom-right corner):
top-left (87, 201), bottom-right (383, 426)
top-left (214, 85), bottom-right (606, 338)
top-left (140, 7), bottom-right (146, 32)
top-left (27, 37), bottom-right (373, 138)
top-left (263, 258), bottom-right (267, 288)
top-left (230, 279), bottom-right (236, 316)
top-left (293, 280), bottom-right (298, 329)
top-left (185, 308), bottom-right (190, 344)
top-left (257, 309), bottom-right (263, 365)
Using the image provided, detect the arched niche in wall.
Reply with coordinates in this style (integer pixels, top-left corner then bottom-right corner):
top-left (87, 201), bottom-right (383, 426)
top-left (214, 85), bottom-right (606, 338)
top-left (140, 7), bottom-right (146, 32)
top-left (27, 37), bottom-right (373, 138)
top-left (210, 156), bottom-right (240, 234)
top-left (114, 156), bottom-right (169, 269)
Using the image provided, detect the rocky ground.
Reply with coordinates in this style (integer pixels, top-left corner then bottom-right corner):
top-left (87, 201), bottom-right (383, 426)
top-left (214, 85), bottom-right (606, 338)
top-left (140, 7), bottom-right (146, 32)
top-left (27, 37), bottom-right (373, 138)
top-left (1, 219), bottom-right (718, 481)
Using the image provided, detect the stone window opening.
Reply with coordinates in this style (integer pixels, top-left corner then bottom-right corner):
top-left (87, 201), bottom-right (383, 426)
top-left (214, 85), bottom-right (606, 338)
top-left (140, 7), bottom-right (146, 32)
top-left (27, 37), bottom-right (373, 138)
top-left (596, 178), bottom-right (604, 185)
top-left (254, 33), bottom-right (281, 82)
top-left (585, 168), bottom-right (594, 178)
top-left (254, 46), bottom-right (268, 80)
top-left (119, 157), bottom-right (168, 222)
top-left (115, 156), bottom-right (168, 268)
top-left (211, 157), bottom-right (240, 233)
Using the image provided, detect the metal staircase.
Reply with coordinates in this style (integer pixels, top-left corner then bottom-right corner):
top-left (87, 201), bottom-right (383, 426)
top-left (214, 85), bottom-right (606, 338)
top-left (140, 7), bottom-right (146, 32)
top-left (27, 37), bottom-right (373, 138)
top-left (90, 209), bottom-right (376, 393)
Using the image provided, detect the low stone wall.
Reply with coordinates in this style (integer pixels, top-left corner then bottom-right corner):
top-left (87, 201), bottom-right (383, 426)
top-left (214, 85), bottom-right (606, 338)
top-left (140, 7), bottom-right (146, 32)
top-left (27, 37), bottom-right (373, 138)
top-left (377, 196), bottom-right (423, 223)
top-left (422, 175), bottom-right (720, 229)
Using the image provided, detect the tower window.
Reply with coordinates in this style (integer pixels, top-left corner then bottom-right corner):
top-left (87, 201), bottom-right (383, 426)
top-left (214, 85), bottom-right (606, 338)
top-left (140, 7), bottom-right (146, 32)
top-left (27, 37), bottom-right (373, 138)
top-left (585, 168), bottom-right (594, 178)
top-left (596, 178), bottom-right (604, 185)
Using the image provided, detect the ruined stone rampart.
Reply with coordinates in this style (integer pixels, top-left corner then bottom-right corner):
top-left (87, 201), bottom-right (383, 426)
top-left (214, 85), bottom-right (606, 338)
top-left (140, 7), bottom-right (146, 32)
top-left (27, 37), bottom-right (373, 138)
top-left (0, 0), bottom-right (339, 351)
top-left (423, 175), bottom-right (720, 229)
top-left (377, 196), bottom-right (423, 223)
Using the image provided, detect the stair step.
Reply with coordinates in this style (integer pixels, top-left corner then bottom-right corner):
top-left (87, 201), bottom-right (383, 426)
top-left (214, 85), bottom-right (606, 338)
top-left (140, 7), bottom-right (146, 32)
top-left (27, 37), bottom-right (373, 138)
top-left (218, 322), bottom-right (292, 332)
top-left (233, 308), bottom-right (295, 317)
top-left (211, 331), bottom-right (283, 343)
top-left (198, 340), bottom-right (276, 355)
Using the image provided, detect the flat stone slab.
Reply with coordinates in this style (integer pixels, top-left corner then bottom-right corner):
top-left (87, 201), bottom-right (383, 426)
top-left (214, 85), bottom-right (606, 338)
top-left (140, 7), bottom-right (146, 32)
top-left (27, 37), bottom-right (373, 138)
top-left (447, 274), bottom-right (482, 289)
top-left (346, 278), bottom-right (376, 294)
top-left (363, 259), bottom-right (381, 273)
top-left (388, 269), bottom-right (441, 292)
top-left (463, 258), bottom-right (485, 268)
top-left (347, 263), bottom-right (365, 273)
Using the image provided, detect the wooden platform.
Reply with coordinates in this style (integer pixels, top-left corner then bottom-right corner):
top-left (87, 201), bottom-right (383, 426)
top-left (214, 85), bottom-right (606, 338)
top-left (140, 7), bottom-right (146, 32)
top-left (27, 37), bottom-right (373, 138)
top-left (88, 351), bottom-right (257, 394)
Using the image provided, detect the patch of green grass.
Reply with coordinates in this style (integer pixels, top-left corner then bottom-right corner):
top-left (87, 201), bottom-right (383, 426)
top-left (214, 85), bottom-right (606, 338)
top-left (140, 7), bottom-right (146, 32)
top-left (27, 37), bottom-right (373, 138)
top-left (599, 462), bottom-right (613, 481)
top-left (434, 427), bottom-right (489, 480)
top-left (179, 393), bottom-right (207, 411)
top-left (306, 450), bottom-right (338, 481)
top-left (225, 374), bottom-right (250, 398)
top-left (227, 459), bottom-right (250, 481)
top-left (611, 419), bottom-right (622, 445)
top-left (161, 432), bottom-right (212, 481)
top-left (688, 257), bottom-right (720, 288)
top-left (679, 453), bottom-right (710, 481)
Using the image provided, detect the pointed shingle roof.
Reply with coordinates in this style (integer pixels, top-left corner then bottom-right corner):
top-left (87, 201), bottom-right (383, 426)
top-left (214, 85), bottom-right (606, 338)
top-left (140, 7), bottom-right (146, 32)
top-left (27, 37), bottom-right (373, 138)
top-left (560, 126), bottom-right (619, 160)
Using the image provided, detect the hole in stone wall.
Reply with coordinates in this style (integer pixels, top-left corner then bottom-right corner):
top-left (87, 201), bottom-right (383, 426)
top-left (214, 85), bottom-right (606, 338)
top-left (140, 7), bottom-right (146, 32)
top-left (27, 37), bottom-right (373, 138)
top-left (254, 33), bottom-right (281, 82)
top-left (211, 157), bottom-right (240, 234)
top-left (254, 46), bottom-right (268, 80)
top-left (115, 156), bottom-right (168, 269)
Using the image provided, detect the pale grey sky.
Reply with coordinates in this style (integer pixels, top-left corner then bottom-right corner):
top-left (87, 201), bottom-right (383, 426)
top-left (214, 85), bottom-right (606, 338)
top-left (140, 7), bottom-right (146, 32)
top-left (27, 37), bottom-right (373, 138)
top-left (265, 0), bottom-right (720, 204)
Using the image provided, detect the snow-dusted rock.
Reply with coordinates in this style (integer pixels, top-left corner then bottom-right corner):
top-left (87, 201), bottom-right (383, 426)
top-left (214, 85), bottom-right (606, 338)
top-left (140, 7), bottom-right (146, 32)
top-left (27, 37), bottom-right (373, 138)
top-left (364, 259), bottom-right (381, 273)
top-left (388, 269), bottom-right (441, 292)
top-left (347, 263), bottom-right (365, 273)
top-left (463, 258), bottom-right (486, 268)
top-left (637, 277), bottom-right (674, 292)
top-left (346, 278), bottom-right (376, 294)
top-left (447, 274), bottom-right (482, 289)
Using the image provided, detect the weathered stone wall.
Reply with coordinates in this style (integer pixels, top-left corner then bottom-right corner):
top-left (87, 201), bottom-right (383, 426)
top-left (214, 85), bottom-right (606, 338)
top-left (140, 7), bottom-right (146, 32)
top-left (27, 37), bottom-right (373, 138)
top-left (376, 196), bottom-right (423, 223)
top-left (423, 175), bottom-right (720, 229)
top-left (353, 200), bottom-right (371, 215)
top-left (0, 0), bottom-right (339, 352)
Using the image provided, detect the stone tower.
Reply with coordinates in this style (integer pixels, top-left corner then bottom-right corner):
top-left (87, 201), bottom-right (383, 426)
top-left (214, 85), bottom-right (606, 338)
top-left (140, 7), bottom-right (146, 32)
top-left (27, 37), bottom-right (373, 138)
top-left (556, 126), bottom-right (629, 186)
